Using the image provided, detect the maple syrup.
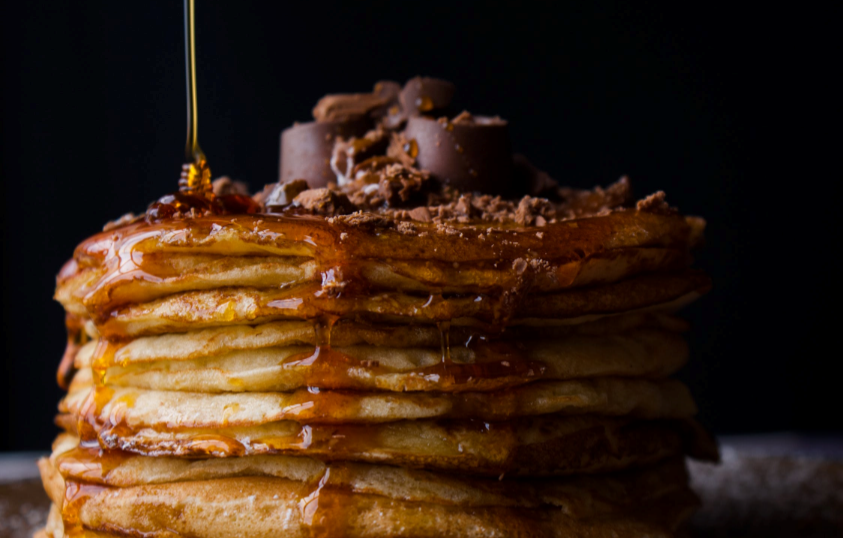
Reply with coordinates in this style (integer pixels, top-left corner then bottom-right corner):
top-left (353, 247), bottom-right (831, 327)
top-left (180, 0), bottom-right (210, 195)
top-left (62, 481), bottom-right (108, 538)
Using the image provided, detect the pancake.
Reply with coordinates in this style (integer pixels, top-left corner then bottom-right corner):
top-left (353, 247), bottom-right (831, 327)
top-left (57, 413), bottom-right (709, 474)
top-left (80, 327), bottom-right (687, 393)
top-left (78, 270), bottom-right (709, 338)
top-left (77, 312), bottom-right (689, 367)
top-left (58, 245), bottom-right (691, 317)
top-left (60, 210), bottom-right (702, 300)
top-left (65, 373), bottom-right (695, 431)
top-left (40, 444), bottom-right (698, 538)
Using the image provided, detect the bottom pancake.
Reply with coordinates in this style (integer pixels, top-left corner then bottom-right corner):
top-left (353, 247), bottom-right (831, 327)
top-left (40, 444), bottom-right (698, 538)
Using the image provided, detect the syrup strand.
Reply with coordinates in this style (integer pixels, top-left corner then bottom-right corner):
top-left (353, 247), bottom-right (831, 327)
top-left (181, 0), bottom-right (211, 194)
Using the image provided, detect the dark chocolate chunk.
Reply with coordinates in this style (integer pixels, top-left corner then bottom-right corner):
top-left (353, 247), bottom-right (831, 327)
top-left (279, 119), bottom-right (370, 187)
top-left (400, 77), bottom-right (456, 116)
top-left (264, 179), bottom-right (309, 211)
top-left (293, 187), bottom-right (356, 216)
top-left (403, 113), bottom-right (513, 194)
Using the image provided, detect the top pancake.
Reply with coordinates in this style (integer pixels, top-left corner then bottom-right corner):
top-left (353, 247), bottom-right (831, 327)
top-left (56, 207), bottom-right (705, 335)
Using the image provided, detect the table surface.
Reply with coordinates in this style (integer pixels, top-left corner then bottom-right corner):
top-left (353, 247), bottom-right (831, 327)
top-left (2, 434), bottom-right (841, 538)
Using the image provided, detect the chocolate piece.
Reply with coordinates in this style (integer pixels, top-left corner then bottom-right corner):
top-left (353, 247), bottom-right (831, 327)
top-left (636, 190), bottom-right (677, 215)
top-left (293, 188), bottom-right (356, 216)
top-left (373, 80), bottom-right (404, 129)
top-left (374, 80), bottom-right (401, 104)
top-left (387, 132), bottom-right (418, 168)
top-left (279, 119), bottom-right (370, 187)
top-left (408, 206), bottom-right (432, 222)
top-left (404, 113), bottom-right (513, 194)
top-left (342, 159), bottom-right (431, 209)
top-left (264, 179), bottom-right (309, 211)
top-left (400, 77), bottom-right (456, 116)
top-left (330, 128), bottom-right (390, 185)
top-left (312, 93), bottom-right (388, 122)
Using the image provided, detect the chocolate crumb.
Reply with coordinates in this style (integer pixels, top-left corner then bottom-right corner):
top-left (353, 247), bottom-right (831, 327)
top-left (293, 188), bottom-right (356, 216)
top-left (264, 179), bottom-right (310, 211)
top-left (387, 131), bottom-right (418, 168)
top-left (396, 221), bottom-right (417, 234)
top-left (408, 206), bottom-right (432, 222)
top-left (636, 190), bottom-right (677, 215)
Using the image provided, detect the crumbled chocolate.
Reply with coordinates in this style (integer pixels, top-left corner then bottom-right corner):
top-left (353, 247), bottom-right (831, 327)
top-left (211, 177), bottom-right (250, 196)
top-left (292, 188), bottom-right (356, 216)
top-left (408, 206), bottom-right (432, 222)
top-left (328, 212), bottom-right (392, 230)
top-left (556, 176), bottom-right (632, 218)
top-left (386, 132), bottom-right (418, 168)
top-left (264, 179), bottom-right (309, 211)
top-left (263, 78), bottom-right (680, 227)
top-left (330, 128), bottom-right (390, 185)
top-left (341, 159), bottom-right (432, 210)
top-left (514, 196), bottom-right (555, 226)
top-left (636, 190), bottom-right (677, 215)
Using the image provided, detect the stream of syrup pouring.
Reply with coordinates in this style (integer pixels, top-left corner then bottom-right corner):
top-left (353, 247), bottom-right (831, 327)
top-left (180, 0), bottom-right (211, 194)
top-left (146, 0), bottom-right (258, 220)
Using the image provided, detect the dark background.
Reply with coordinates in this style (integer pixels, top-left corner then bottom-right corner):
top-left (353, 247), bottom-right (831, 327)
top-left (1, 2), bottom-right (838, 451)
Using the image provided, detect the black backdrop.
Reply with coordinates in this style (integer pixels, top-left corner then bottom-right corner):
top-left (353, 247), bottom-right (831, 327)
top-left (1, 2), bottom-right (839, 451)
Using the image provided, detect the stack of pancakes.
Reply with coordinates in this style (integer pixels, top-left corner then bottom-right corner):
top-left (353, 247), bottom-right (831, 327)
top-left (38, 201), bottom-right (714, 537)
top-left (37, 78), bottom-right (715, 537)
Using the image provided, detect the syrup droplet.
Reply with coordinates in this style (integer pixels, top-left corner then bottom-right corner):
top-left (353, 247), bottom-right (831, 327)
top-left (416, 95), bottom-right (434, 112)
top-left (179, 158), bottom-right (212, 194)
top-left (403, 139), bottom-right (419, 159)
